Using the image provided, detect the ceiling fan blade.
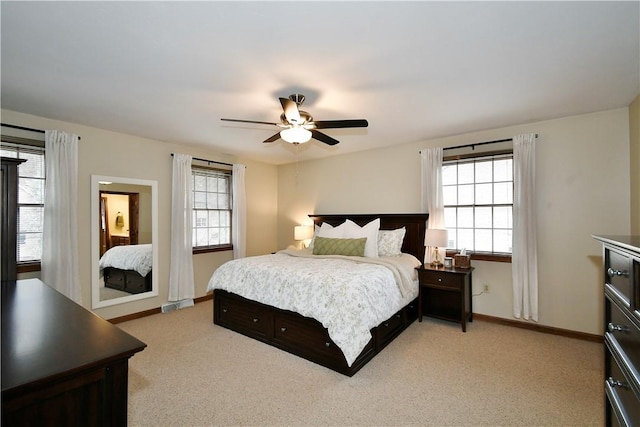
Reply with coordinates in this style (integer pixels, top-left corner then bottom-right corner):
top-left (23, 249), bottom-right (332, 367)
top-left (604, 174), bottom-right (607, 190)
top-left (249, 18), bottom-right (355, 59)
top-left (311, 130), bottom-right (339, 146)
top-left (263, 133), bottom-right (281, 143)
top-left (221, 118), bottom-right (279, 126)
top-left (279, 98), bottom-right (301, 124)
top-left (313, 119), bottom-right (369, 129)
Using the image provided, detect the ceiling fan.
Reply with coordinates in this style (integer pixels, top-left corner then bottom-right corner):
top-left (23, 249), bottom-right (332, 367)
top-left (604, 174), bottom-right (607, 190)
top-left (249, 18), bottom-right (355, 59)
top-left (221, 94), bottom-right (368, 146)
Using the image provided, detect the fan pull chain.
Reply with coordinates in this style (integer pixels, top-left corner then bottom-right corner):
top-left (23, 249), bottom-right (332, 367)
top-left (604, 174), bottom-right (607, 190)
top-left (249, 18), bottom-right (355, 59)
top-left (295, 144), bottom-right (300, 184)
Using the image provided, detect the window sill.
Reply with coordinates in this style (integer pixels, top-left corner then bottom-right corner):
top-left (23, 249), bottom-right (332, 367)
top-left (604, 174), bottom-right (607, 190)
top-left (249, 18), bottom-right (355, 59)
top-left (17, 262), bottom-right (41, 273)
top-left (445, 251), bottom-right (512, 263)
top-left (193, 245), bottom-right (233, 255)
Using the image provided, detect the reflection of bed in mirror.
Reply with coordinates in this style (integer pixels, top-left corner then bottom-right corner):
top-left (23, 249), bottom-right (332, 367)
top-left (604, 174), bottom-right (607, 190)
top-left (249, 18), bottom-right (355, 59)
top-left (99, 244), bottom-right (153, 294)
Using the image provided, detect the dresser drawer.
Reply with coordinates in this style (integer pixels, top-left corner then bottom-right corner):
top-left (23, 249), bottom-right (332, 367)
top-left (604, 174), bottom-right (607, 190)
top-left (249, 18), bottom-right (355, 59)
top-left (273, 311), bottom-right (344, 361)
top-left (216, 293), bottom-right (269, 339)
top-left (418, 270), bottom-right (461, 290)
top-left (607, 297), bottom-right (640, 377)
top-left (606, 248), bottom-right (634, 306)
top-left (605, 344), bottom-right (640, 427)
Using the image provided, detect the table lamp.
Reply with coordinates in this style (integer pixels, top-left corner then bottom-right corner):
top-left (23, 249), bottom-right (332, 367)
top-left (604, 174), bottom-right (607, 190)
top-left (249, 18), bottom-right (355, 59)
top-left (424, 229), bottom-right (448, 267)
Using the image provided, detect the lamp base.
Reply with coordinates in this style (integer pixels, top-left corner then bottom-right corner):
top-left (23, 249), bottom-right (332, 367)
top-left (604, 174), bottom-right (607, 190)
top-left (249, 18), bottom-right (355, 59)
top-left (429, 247), bottom-right (443, 268)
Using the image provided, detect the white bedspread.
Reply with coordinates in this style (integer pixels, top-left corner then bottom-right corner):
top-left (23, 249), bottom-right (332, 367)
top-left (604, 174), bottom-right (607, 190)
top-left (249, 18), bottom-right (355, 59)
top-left (99, 244), bottom-right (153, 277)
top-left (206, 249), bottom-right (420, 366)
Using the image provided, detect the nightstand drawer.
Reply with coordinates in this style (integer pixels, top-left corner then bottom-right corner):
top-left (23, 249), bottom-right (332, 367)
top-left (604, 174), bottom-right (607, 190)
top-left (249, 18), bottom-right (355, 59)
top-left (418, 270), bottom-right (461, 289)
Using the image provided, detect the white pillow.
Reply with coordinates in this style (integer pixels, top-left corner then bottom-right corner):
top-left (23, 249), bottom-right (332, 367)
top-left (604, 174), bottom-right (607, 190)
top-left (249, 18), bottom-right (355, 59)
top-left (344, 218), bottom-right (380, 257)
top-left (317, 221), bottom-right (348, 238)
top-left (308, 224), bottom-right (321, 250)
top-left (378, 227), bottom-right (406, 257)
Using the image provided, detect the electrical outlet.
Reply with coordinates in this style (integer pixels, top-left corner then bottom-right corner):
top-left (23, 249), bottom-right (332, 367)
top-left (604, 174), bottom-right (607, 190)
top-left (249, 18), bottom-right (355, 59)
top-left (483, 283), bottom-right (490, 293)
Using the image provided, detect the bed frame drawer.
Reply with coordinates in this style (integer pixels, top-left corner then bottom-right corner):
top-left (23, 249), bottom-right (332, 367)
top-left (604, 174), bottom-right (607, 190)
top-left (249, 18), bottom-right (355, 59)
top-left (125, 272), bottom-right (150, 294)
top-left (273, 311), bottom-right (345, 361)
top-left (103, 268), bottom-right (126, 291)
top-left (215, 292), bottom-right (269, 339)
top-left (376, 311), bottom-right (404, 347)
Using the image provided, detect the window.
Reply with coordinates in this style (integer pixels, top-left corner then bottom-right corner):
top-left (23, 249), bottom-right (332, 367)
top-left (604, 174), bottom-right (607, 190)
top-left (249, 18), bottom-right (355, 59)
top-left (192, 166), bottom-right (232, 251)
top-left (442, 153), bottom-right (513, 255)
top-left (1, 140), bottom-right (46, 264)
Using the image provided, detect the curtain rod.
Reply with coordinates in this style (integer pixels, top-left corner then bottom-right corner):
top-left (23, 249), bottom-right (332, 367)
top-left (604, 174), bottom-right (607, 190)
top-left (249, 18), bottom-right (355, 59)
top-left (442, 134), bottom-right (538, 151)
top-left (171, 153), bottom-right (233, 168)
top-left (1, 122), bottom-right (82, 140)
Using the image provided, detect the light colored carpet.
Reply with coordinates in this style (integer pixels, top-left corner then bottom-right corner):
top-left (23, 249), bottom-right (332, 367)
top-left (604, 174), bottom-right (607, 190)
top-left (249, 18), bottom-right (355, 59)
top-left (118, 300), bottom-right (603, 426)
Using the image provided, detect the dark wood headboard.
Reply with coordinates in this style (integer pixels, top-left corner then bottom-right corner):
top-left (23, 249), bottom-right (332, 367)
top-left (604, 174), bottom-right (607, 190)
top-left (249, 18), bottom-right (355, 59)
top-left (308, 213), bottom-right (429, 262)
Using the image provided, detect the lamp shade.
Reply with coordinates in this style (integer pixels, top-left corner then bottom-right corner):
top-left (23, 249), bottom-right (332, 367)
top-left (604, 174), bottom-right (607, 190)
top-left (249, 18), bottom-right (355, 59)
top-left (294, 225), bottom-right (313, 241)
top-left (424, 229), bottom-right (448, 247)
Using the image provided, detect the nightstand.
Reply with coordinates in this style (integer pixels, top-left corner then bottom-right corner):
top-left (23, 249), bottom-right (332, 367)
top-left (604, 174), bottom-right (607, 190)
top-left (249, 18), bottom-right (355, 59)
top-left (416, 265), bottom-right (474, 332)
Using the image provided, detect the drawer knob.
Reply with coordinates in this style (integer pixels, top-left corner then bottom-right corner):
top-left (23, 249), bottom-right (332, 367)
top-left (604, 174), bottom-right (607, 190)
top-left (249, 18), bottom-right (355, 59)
top-left (222, 308), bottom-right (228, 313)
top-left (438, 278), bottom-right (443, 282)
top-left (252, 317), bottom-right (259, 323)
top-left (325, 342), bottom-right (331, 348)
top-left (607, 267), bottom-right (629, 278)
top-left (607, 377), bottom-right (627, 389)
top-left (384, 322), bottom-right (389, 327)
top-left (607, 323), bottom-right (629, 333)
top-left (280, 327), bottom-right (287, 332)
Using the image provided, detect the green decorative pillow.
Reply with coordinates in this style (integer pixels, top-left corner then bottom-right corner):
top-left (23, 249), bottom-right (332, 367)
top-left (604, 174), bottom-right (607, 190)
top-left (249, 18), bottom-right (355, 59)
top-left (312, 237), bottom-right (367, 257)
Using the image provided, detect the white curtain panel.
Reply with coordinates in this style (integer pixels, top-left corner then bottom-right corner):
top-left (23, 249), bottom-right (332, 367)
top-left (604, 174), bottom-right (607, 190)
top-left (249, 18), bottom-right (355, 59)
top-left (512, 133), bottom-right (539, 321)
top-left (42, 130), bottom-right (81, 303)
top-left (420, 147), bottom-right (444, 264)
top-left (168, 153), bottom-right (195, 302)
top-left (232, 164), bottom-right (246, 259)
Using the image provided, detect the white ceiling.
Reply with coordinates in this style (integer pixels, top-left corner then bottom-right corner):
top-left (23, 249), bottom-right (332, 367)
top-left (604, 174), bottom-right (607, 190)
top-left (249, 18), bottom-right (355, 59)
top-left (2, 1), bottom-right (638, 165)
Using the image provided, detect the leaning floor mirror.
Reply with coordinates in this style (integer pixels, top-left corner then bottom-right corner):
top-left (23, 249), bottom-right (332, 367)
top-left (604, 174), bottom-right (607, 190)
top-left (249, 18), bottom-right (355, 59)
top-left (91, 175), bottom-right (158, 309)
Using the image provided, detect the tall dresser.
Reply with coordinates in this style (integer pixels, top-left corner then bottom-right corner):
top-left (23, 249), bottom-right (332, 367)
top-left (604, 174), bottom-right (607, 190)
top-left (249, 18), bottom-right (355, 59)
top-left (593, 235), bottom-right (640, 426)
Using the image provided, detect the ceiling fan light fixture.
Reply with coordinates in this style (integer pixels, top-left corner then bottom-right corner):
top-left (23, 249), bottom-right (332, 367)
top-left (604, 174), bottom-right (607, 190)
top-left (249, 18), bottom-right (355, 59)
top-left (280, 127), bottom-right (312, 144)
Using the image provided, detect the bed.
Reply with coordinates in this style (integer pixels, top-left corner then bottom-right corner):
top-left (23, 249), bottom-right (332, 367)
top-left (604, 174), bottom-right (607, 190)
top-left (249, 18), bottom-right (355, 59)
top-left (99, 244), bottom-right (153, 294)
top-left (207, 213), bottom-right (428, 376)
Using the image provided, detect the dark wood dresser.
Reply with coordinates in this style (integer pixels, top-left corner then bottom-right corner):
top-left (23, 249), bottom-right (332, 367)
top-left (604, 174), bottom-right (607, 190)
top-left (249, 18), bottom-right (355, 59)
top-left (1, 279), bottom-right (146, 426)
top-left (593, 235), bottom-right (640, 426)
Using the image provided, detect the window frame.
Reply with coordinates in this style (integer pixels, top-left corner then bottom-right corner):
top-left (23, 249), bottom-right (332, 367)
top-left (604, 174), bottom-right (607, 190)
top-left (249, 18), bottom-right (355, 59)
top-left (442, 149), bottom-right (513, 263)
top-left (191, 165), bottom-right (233, 254)
top-left (1, 136), bottom-right (46, 272)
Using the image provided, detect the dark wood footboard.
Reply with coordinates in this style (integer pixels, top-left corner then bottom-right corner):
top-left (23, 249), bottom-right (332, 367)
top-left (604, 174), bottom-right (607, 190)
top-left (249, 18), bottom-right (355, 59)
top-left (213, 289), bottom-right (418, 376)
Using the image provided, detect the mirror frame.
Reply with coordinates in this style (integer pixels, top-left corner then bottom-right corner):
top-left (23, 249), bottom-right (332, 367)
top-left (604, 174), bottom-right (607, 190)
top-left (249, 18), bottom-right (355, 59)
top-left (91, 175), bottom-right (159, 309)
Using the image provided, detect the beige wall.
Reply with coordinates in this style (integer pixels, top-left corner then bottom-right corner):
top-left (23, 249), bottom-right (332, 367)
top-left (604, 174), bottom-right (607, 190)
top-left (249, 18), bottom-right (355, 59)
top-left (277, 108), bottom-right (631, 335)
top-left (630, 95), bottom-right (640, 234)
top-left (3, 109), bottom-right (279, 320)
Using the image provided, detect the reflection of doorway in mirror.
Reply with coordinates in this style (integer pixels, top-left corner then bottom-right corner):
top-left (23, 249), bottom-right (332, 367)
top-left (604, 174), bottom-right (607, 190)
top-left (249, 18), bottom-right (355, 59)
top-left (99, 192), bottom-right (139, 257)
